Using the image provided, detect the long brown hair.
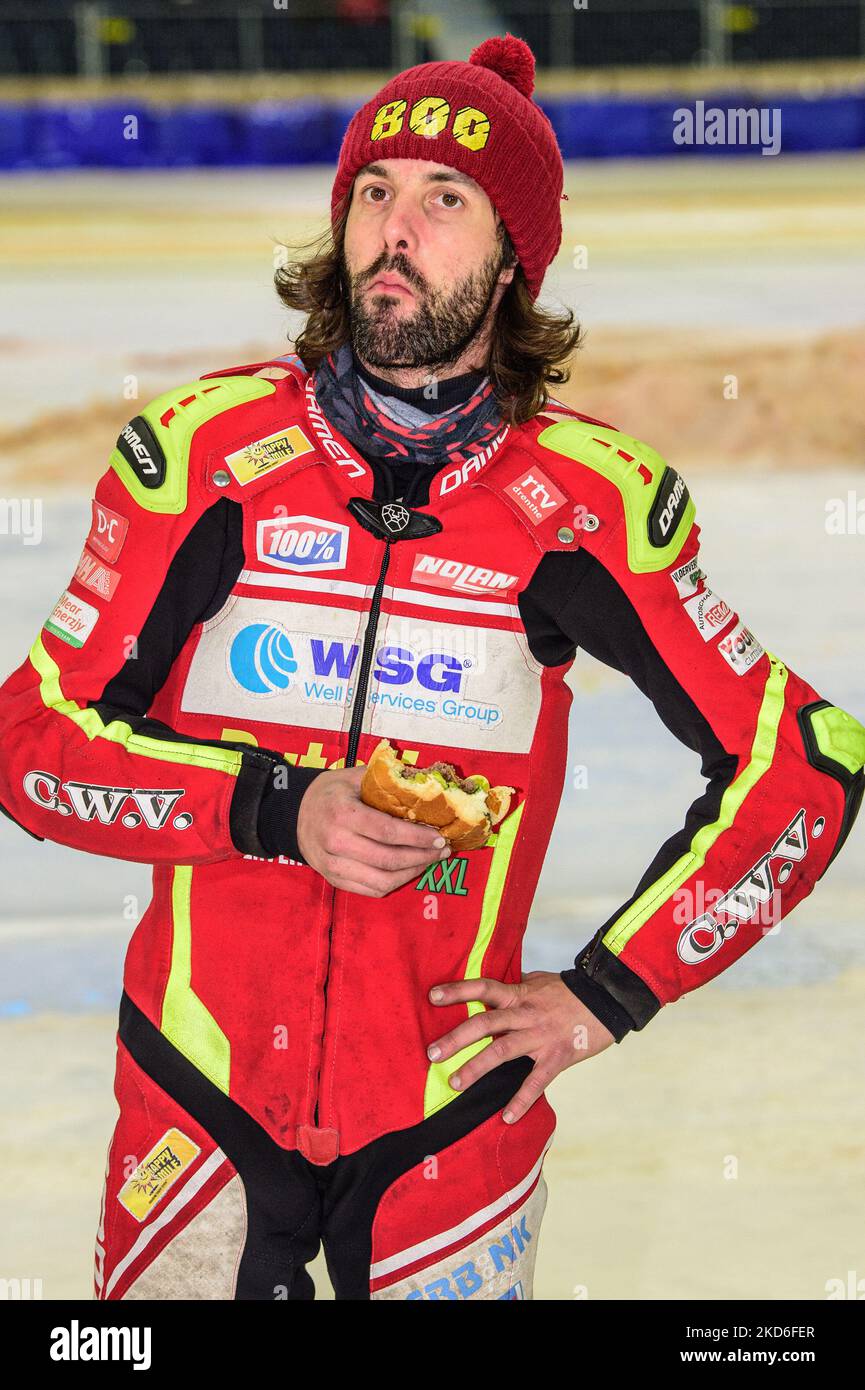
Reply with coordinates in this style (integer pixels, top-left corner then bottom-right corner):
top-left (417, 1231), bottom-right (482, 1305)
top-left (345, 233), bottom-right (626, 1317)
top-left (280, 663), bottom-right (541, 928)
top-left (273, 198), bottom-right (582, 427)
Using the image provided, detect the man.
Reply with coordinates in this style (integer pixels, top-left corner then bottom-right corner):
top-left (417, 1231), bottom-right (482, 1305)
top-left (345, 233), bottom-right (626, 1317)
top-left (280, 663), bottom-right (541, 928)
top-left (0, 35), bottom-right (862, 1301)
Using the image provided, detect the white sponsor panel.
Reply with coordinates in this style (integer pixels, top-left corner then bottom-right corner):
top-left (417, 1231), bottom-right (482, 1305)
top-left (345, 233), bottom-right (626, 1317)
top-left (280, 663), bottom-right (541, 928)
top-left (682, 587), bottom-right (734, 641)
top-left (180, 597), bottom-right (542, 754)
top-left (371, 1176), bottom-right (547, 1301)
top-left (717, 619), bottom-right (764, 675)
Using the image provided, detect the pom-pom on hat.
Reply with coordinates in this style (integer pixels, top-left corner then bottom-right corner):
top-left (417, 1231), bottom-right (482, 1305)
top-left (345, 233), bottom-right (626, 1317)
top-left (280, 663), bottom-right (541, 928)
top-left (330, 34), bottom-right (564, 300)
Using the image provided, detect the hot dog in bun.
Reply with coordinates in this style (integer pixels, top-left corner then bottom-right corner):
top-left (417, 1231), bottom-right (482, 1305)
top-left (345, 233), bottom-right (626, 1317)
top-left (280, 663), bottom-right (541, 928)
top-left (359, 739), bottom-right (514, 852)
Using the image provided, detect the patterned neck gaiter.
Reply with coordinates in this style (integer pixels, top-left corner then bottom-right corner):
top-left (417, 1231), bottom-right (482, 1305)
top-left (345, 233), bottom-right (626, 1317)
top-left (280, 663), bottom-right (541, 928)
top-left (311, 342), bottom-right (507, 469)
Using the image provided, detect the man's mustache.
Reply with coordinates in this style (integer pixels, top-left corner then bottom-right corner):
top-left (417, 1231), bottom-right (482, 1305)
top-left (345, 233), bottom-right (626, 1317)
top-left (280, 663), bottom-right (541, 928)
top-left (361, 261), bottom-right (425, 294)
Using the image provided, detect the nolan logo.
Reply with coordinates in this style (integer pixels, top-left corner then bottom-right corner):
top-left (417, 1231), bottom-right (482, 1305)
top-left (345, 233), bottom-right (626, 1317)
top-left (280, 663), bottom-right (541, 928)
top-left (412, 554), bottom-right (517, 597)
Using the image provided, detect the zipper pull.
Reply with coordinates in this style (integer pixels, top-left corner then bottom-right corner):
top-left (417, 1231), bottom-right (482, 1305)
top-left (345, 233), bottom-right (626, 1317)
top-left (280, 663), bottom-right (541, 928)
top-left (347, 496), bottom-right (442, 541)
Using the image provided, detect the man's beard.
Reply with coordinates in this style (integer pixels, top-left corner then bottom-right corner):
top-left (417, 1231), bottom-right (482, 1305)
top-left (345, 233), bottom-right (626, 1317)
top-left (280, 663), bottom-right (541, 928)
top-left (342, 244), bottom-right (506, 371)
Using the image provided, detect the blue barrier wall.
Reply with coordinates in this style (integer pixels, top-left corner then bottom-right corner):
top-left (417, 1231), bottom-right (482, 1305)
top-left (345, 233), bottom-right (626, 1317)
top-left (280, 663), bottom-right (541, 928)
top-left (1, 90), bottom-right (863, 169)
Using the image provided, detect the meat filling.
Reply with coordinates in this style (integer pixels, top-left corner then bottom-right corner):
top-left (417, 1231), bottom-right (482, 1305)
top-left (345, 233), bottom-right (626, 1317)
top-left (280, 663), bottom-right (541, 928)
top-left (399, 759), bottom-right (486, 795)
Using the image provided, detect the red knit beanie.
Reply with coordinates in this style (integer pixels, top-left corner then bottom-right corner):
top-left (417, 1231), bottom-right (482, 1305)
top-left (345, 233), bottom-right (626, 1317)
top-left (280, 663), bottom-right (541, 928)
top-left (330, 34), bottom-right (564, 300)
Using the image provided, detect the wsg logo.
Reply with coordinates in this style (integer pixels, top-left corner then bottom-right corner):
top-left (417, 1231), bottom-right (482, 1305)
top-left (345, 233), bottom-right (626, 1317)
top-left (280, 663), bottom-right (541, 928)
top-left (228, 623), bottom-right (468, 697)
top-left (229, 624), bottom-right (298, 694)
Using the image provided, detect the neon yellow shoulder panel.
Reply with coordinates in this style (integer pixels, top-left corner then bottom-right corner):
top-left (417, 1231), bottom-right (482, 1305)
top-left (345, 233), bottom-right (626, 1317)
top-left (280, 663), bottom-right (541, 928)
top-left (537, 419), bottom-right (696, 573)
top-left (110, 376), bottom-right (275, 515)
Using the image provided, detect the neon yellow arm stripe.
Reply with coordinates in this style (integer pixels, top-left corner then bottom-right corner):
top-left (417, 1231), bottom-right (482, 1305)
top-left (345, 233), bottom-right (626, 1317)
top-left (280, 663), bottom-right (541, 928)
top-left (601, 653), bottom-right (789, 957)
top-left (29, 634), bottom-right (244, 777)
top-left (161, 866), bottom-right (231, 1093)
top-left (423, 800), bottom-right (525, 1118)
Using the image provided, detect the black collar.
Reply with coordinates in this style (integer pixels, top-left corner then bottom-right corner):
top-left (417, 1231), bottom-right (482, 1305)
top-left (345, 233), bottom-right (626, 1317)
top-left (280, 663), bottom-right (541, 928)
top-left (351, 349), bottom-right (488, 416)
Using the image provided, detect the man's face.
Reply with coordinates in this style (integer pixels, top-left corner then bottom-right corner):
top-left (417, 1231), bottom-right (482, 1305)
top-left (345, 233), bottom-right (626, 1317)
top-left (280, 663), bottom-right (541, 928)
top-left (341, 159), bottom-right (515, 371)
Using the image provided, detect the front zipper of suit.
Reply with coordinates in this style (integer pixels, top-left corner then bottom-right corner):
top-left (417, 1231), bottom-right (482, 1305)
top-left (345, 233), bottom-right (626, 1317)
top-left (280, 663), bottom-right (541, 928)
top-left (312, 537), bottom-right (392, 1129)
top-left (345, 541), bottom-right (392, 769)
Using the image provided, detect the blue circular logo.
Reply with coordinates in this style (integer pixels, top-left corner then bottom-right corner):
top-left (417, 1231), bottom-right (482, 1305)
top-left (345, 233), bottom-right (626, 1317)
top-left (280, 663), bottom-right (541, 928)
top-left (229, 623), bottom-right (297, 694)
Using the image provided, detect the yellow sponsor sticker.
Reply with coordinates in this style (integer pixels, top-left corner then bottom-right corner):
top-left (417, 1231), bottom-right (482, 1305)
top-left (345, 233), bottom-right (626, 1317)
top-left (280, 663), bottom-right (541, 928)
top-left (224, 426), bottom-right (314, 485)
top-left (117, 1128), bottom-right (201, 1223)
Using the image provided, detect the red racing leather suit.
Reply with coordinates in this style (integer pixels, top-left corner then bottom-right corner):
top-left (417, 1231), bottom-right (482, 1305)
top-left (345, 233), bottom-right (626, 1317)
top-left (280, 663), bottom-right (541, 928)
top-left (0, 355), bottom-right (862, 1178)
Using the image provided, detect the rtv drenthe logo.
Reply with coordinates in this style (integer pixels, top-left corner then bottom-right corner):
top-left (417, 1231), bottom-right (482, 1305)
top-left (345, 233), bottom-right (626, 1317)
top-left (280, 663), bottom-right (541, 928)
top-left (229, 623), bottom-right (298, 694)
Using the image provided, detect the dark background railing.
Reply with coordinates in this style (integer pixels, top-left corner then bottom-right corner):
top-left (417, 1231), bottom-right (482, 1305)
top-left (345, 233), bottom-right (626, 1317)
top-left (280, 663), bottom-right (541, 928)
top-left (0, 1), bottom-right (862, 80)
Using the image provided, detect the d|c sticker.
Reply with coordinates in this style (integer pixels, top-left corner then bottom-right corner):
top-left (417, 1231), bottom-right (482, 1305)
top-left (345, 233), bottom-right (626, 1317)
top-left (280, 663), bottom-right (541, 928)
top-left (117, 1128), bottom-right (201, 1223)
top-left (87, 500), bottom-right (129, 564)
